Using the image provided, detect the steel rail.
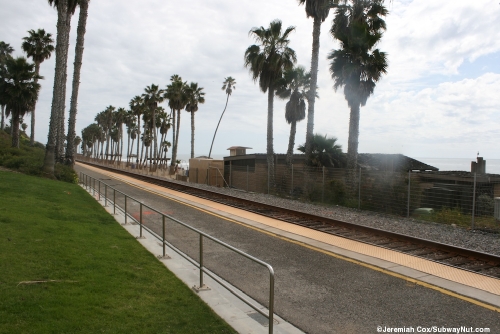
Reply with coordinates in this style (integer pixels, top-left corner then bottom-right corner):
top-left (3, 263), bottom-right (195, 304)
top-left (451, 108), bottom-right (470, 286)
top-left (77, 160), bottom-right (500, 279)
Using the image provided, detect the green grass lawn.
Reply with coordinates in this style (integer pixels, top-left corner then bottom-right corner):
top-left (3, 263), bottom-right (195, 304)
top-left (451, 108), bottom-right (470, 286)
top-left (0, 171), bottom-right (236, 334)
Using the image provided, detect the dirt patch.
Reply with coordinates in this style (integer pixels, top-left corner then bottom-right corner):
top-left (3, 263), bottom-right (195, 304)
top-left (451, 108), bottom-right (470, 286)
top-left (0, 166), bottom-right (18, 173)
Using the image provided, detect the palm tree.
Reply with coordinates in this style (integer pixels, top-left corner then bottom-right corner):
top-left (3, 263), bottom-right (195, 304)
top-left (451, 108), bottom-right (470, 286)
top-left (142, 84), bottom-right (165, 167)
top-left (113, 107), bottom-right (127, 162)
top-left (0, 41), bottom-right (15, 131)
top-left (157, 111), bottom-right (171, 167)
top-left (244, 19), bottom-right (297, 188)
top-left (185, 82), bottom-right (205, 159)
top-left (276, 66), bottom-right (312, 166)
top-left (297, 0), bottom-right (332, 166)
top-left (0, 57), bottom-right (41, 148)
top-left (208, 76), bottom-right (236, 158)
top-left (328, 0), bottom-right (388, 170)
top-left (165, 75), bottom-right (187, 173)
top-left (65, 0), bottom-right (90, 166)
top-left (22, 29), bottom-right (55, 146)
top-left (43, 0), bottom-right (78, 174)
top-left (124, 108), bottom-right (137, 165)
top-left (73, 135), bottom-right (81, 153)
top-left (298, 133), bottom-right (344, 167)
top-left (129, 95), bottom-right (144, 164)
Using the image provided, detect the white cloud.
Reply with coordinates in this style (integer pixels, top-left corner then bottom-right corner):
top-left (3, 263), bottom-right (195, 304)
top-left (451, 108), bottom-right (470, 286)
top-left (0, 0), bottom-right (499, 162)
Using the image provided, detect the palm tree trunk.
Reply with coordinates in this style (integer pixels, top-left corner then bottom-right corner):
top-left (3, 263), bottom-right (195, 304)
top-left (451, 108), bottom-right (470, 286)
top-left (65, 0), bottom-right (89, 166)
top-left (11, 113), bottom-right (20, 148)
top-left (126, 131), bottom-right (131, 165)
top-left (267, 85), bottom-right (275, 189)
top-left (136, 116), bottom-right (141, 164)
top-left (346, 103), bottom-right (360, 171)
top-left (152, 109), bottom-right (157, 167)
top-left (43, 0), bottom-right (71, 175)
top-left (1, 105), bottom-right (5, 130)
top-left (304, 16), bottom-right (322, 166)
top-left (56, 67), bottom-right (69, 162)
top-left (286, 120), bottom-right (297, 167)
top-left (175, 109), bottom-right (181, 155)
top-left (208, 93), bottom-right (229, 158)
top-left (171, 109), bottom-right (181, 174)
top-left (170, 108), bottom-right (176, 173)
top-left (190, 111), bottom-right (195, 159)
top-left (105, 132), bottom-right (110, 162)
top-left (139, 140), bottom-right (144, 168)
top-left (30, 62), bottom-right (41, 146)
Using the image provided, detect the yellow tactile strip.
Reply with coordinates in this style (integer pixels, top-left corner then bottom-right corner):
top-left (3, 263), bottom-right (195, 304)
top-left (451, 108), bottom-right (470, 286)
top-left (78, 163), bottom-right (500, 296)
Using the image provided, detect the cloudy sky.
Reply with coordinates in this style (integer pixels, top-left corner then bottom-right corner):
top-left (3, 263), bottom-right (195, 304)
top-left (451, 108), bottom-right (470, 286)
top-left (1, 0), bottom-right (500, 165)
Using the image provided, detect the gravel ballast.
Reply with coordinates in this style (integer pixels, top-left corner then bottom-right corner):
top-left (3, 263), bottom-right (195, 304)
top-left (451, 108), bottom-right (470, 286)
top-left (169, 177), bottom-right (500, 257)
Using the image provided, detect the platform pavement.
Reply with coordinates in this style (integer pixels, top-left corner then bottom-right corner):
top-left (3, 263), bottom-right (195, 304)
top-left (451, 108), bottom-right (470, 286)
top-left (76, 162), bottom-right (500, 332)
top-left (81, 184), bottom-right (304, 334)
top-left (80, 164), bottom-right (500, 309)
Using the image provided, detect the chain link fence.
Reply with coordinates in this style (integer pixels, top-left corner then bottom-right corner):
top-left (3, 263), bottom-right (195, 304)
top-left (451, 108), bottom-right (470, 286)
top-left (76, 155), bottom-right (500, 231)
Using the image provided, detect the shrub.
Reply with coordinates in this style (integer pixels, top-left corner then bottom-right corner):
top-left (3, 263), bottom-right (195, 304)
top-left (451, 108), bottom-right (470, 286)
top-left (55, 163), bottom-right (78, 184)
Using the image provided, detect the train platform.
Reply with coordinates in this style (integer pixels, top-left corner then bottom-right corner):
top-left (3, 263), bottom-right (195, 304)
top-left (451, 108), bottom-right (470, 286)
top-left (76, 163), bottom-right (500, 333)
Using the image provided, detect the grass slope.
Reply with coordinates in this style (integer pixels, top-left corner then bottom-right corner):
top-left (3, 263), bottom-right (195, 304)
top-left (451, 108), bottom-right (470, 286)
top-left (0, 171), bottom-right (235, 334)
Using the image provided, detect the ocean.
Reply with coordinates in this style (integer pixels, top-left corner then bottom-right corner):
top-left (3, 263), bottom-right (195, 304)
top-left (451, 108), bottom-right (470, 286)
top-left (138, 154), bottom-right (500, 175)
top-left (416, 158), bottom-right (500, 175)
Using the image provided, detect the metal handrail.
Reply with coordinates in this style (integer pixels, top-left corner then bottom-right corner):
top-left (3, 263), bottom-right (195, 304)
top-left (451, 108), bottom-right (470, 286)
top-left (80, 172), bottom-right (275, 333)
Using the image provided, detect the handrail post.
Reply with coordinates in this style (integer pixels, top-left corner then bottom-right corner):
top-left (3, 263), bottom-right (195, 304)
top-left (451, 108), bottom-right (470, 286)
top-left (269, 269), bottom-right (275, 334)
top-left (139, 203), bottom-right (143, 238)
top-left (162, 215), bottom-right (166, 258)
top-left (113, 188), bottom-right (116, 214)
top-left (123, 196), bottom-right (128, 225)
top-left (193, 234), bottom-right (210, 291)
top-left (199, 234), bottom-right (204, 287)
top-left (104, 184), bottom-right (108, 207)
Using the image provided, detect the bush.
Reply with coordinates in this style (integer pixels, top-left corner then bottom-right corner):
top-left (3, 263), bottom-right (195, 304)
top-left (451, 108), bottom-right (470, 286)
top-left (0, 130), bottom-right (77, 184)
top-left (55, 163), bottom-right (78, 184)
top-left (476, 194), bottom-right (494, 216)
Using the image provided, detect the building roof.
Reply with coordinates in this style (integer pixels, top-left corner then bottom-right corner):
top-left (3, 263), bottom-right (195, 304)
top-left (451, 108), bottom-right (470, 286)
top-left (357, 154), bottom-right (438, 172)
top-left (227, 146), bottom-right (252, 150)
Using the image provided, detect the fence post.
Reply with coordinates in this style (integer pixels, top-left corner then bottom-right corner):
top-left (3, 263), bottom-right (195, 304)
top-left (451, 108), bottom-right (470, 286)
top-left (472, 172), bottom-right (477, 229)
top-left (407, 170), bottom-right (411, 218)
top-left (358, 168), bottom-right (361, 210)
top-left (322, 166), bottom-right (325, 203)
top-left (113, 188), bottom-right (116, 215)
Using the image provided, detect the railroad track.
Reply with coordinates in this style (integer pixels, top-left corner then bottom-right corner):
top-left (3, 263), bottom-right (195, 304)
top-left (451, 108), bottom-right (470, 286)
top-left (78, 160), bottom-right (500, 280)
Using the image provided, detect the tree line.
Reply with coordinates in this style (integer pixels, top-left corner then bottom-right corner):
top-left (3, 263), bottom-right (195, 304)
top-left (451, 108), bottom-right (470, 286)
top-left (1, 0), bottom-right (388, 183)
top-left (81, 76), bottom-right (209, 174)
